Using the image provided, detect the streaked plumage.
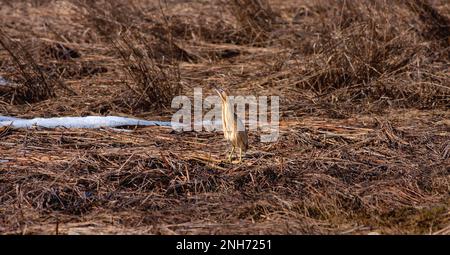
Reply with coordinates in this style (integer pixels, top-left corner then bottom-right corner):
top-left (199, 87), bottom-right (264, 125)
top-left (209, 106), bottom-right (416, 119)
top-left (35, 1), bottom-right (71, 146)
top-left (215, 87), bottom-right (248, 162)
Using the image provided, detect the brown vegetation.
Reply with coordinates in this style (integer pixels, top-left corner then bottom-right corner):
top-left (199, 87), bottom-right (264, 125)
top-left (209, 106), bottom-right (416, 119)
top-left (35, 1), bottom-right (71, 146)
top-left (0, 0), bottom-right (449, 234)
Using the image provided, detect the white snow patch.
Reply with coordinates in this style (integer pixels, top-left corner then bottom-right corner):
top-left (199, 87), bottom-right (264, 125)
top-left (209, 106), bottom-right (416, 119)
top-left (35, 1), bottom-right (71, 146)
top-left (0, 115), bottom-right (172, 129)
top-left (0, 115), bottom-right (244, 131)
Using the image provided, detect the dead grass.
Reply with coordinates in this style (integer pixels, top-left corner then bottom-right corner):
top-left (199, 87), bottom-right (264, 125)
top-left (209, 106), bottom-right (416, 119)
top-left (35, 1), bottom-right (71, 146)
top-left (0, 30), bottom-right (57, 104)
top-left (0, 0), bottom-right (449, 234)
top-left (228, 0), bottom-right (279, 45)
top-left (109, 31), bottom-right (182, 112)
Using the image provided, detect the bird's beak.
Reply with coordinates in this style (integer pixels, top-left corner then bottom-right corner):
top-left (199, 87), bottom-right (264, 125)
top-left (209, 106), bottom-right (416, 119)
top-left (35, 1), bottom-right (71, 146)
top-left (214, 87), bottom-right (225, 101)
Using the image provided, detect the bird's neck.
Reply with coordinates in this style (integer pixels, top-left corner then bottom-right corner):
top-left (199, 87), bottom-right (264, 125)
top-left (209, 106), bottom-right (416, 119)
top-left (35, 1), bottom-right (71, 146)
top-left (223, 102), bottom-right (235, 124)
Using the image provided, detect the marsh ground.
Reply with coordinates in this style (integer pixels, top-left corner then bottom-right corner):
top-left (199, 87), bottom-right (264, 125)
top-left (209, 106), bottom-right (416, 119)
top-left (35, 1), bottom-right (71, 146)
top-left (0, 0), bottom-right (449, 234)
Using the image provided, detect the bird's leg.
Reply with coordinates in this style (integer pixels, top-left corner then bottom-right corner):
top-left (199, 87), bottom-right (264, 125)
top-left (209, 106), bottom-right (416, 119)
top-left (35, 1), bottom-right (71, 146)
top-left (223, 145), bottom-right (231, 162)
top-left (224, 146), bottom-right (230, 162)
top-left (228, 146), bottom-right (235, 162)
top-left (239, 148), bottom-right (243, 163)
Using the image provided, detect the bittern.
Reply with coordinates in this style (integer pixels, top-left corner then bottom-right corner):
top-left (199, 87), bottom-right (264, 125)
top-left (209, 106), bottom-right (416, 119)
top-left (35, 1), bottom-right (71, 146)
top-left (214, 87), bottom-right (248, 163)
